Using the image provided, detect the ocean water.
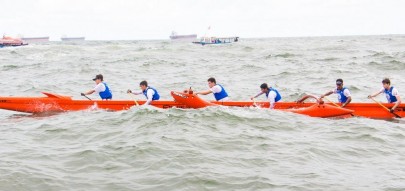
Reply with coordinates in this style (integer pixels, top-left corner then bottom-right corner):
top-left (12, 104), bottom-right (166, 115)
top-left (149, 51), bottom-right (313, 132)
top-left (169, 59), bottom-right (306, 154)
top-left (0, 36), bottom-right (405, 190)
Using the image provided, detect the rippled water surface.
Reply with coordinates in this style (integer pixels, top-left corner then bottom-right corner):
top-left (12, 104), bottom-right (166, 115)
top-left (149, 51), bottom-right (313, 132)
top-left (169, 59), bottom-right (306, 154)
top-left (1, 36), bottom-right (405, 190)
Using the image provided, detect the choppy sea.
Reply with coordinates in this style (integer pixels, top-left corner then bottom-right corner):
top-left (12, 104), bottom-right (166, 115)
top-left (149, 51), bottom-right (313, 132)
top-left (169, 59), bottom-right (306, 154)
top-left (0, 36), bottom-right (404, 190)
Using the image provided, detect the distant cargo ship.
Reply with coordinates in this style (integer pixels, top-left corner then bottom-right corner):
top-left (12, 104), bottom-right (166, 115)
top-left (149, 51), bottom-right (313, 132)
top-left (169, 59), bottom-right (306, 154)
top-left (61, 37), bottom-right (85, 41)
top-left (169, 31), bottom-right (197, 40)
top-left (21, 36), bottom-right (49, 43)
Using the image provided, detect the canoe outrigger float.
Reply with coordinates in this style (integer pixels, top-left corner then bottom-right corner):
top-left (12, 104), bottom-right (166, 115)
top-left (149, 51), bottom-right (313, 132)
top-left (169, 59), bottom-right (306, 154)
top-left (0, 92), bottom-right (403, 119)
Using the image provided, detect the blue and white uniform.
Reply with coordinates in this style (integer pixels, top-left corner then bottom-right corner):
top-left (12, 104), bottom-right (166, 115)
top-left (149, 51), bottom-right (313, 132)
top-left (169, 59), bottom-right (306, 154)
top-left (265, 88), bottom-right (281, 109)
top-left (143, 87), bottom-right (160, 100)
top-left (94, 82), bottom-right (112, 100)
top-left (332, 87), bottom-right (351, 103)
top-left (131, 86), bottom-right (160, 105)
top-left (380, 87), bottom-right (399, 103)
top-left (210, 84), bottom-right (229, 101)
top-left (142, 87), bottom-right (160, 105)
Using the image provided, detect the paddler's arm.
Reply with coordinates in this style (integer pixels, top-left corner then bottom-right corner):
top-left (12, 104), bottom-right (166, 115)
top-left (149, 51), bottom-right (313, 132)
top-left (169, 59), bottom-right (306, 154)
top-left (341, 89), bottom-right (352, 108)
top-left (391, 95), bottom-right (401, 112)
top-left (367, 89), bottom-right (383, 98)
top-left (268, 91), bottom-right (276, 109)
top-left (320, 90), bottom-right (333, 98)
top-left (144, 89), bottom-right (154, 105)
top-left (342, 96), bottom-right (352, 108)
top-left (250, 92), bottom-right (264, 100)
top-left (127, 89), bottom-right (143, 95)
top-left (82, 90), bottom-right (95, 95)
top-left (195, 90), bottom-right (212, 95)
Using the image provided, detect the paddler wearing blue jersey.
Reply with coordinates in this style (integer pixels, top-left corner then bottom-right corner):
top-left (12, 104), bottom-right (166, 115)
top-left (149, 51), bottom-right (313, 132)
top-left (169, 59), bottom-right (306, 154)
top-left (127, 80), bottom-right (160, 105)
top-left (320, 78), bottom-right (352, 107)
top-left (250, 83), bottom-right (282, 109)
top-left (195, 77), bottom-right (229, 101)
top-left (81, 74), bottom-right (113, 100)
top-left (368, 78), bottom-right (401, 113)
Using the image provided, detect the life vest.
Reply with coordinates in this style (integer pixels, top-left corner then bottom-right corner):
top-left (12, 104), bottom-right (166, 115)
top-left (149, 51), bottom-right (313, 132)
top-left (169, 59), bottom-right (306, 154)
top-left (213, 84), bottom-right (229, 101)
top-left (384, 86), bottom-right (397, 103)
top-left (99, 82), bottom-right (112, 100)
top-left (336, 87), bottom-right (348, 103)
top-left (266, 88), bottom-right (281, 102)
top-left (143, 87), bottom-right (160, 100)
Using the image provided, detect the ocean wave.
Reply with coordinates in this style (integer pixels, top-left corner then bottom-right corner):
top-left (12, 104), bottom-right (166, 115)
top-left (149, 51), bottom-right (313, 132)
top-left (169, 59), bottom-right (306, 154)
top-left (313, 57), bottom-right (341, 62)
top-left (2, 65), bottom-right (19, 70)
top-left (242, 46), bottom-right (254, 51)
top-left (1, 36), bottom-right (405, 190)
top-left (274, 53), bottom-right (296, 58)
top-left (388, 60), bottom-right (404, 64)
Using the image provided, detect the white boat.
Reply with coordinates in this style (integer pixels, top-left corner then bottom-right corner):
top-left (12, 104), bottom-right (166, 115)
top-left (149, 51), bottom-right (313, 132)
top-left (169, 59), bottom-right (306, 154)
top-left (192, 36), bottom-right (239, 45)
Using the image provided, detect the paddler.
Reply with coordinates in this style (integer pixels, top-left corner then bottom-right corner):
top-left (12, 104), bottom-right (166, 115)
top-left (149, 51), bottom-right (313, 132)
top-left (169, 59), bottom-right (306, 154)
top-left (81, 74), bottom-right (113, 100)
top-left (250, 83), bottom-right (281, 109)
top-left (195, 77), bottom-right (229, 101)
top-left (320, 79), bottom-right (352, 107)
top-left (368, 78), bottom-right (401, 113)
top-left (127, 80), bottom-right (160, 105)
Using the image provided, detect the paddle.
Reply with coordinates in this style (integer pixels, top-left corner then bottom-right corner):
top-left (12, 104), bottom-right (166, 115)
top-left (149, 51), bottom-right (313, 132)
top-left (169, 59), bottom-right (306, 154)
top-left (369, 97), bottom-right (401, 118)
top-left (323, 96), bottom-right (340, 107)
top-left (80, 93), bottom-right (92, 100)
top-left (323, 96), bottom-right (355, 117)
top-left (128, 93), bottom-right (139, 106)
top-left (251, 98), bottom-right (259, 107)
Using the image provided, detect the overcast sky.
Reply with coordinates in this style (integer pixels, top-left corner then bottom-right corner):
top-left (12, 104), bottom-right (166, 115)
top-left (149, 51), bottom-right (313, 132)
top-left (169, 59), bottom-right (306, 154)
top-left (2, 0), bottom-right (404, 40)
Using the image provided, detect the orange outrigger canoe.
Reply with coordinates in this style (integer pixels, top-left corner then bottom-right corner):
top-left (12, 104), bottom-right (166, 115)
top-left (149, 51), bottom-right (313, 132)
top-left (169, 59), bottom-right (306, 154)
top-left (0, 92), bottom-right (403, 119)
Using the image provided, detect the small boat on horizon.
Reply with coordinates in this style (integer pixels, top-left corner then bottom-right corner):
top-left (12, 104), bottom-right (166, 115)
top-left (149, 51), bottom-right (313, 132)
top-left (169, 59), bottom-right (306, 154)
top-left (192, 36), bottom-right (239, 45)
top-left (170, 31), bottom-right (197, 40)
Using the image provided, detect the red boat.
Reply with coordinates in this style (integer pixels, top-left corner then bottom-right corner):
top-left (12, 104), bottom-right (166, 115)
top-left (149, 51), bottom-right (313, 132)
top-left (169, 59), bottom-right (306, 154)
top-left (0, 36), bottom-right (28, 47)
top-left (1, 92), bottom-right (403, 119)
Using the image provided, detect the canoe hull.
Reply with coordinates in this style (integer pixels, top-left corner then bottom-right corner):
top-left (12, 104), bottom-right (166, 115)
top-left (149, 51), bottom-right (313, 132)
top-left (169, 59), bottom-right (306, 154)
top-left (0, 93), bottom-right (187, 113)
top-left (1, 92), bottom-right (404, 119)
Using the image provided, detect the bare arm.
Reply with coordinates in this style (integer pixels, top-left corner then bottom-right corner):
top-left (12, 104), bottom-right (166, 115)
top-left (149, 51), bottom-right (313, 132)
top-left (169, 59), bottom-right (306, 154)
top-left (127, 89), bottom-right (143, 95)
top-left (268, 92), bottom-right (276, 109)
top-left (84, 89), bottom-right (95, 95)
top-left (145, 97), bottom-right (153, 105)
top-left (144, 89), bottom-right (154, 105)
top-left (195, 89), bottom-right (212, 95)
top-left (320, 90), bottom-right (333, 98)
top-left (392, 95), bottom-right (401, 110)
top-left (269, 97), bottom-right (276, 109)
top-left (342, 96), bottom-right (352, 107)
top-left (250, 92), bottom-right (264, 100)
top-left (368, 90), bottom-right (382, 98)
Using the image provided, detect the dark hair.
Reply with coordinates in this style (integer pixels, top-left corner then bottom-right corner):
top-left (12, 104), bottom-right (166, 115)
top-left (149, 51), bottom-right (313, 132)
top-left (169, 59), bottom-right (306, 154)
top-left (93, 74), bottom-right (103, 81)
top-left (207, 77), bottom-right (216, 84)
top-left (260, 83), bottom-right (268, 89)
top-left (140, 80), bottom-right (148, 87)
top-left (382, 78), bottom-right (391, 85)
top-left (336, 79), bottom-right (343, 83)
